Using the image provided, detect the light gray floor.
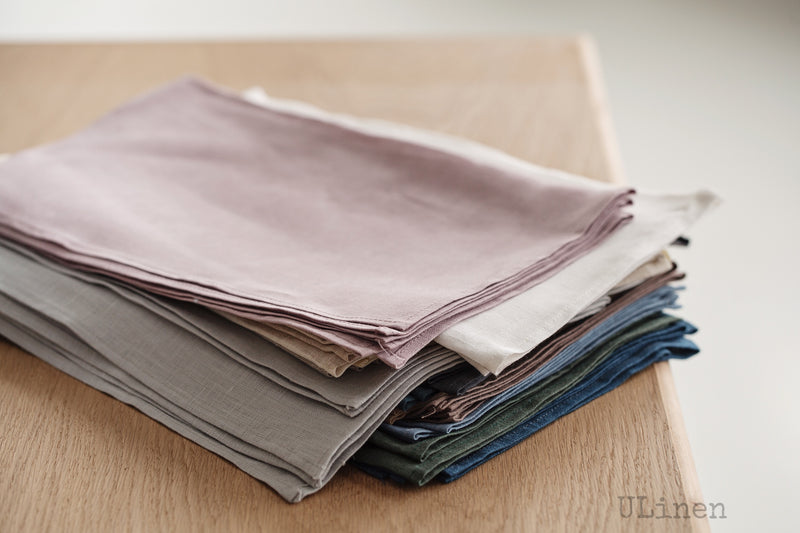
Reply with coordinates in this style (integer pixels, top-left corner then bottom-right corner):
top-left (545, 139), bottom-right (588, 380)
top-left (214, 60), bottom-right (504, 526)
top-left (2, 1), bottom-right (798, 530)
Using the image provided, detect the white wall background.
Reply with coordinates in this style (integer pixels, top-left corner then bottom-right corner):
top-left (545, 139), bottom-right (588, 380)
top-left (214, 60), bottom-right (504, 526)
top-left (2, 1), bottom-right (798, 531)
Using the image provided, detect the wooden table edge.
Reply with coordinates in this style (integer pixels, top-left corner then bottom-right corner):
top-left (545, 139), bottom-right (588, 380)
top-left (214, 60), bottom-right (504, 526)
top-left (578, 35), bottom-right (708, 532)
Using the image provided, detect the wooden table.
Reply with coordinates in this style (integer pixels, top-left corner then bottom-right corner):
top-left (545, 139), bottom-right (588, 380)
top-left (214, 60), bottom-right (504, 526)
top-left (0, 39), bottom-right (707, 532)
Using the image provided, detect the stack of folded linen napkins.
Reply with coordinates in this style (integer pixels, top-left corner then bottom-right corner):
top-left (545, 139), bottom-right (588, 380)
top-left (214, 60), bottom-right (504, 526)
top-left (0, 78), bottom-right (717, 502)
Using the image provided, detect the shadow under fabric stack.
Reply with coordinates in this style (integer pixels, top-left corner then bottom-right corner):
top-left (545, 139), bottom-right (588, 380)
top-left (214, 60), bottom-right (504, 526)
top-left (0, 78), bottom-right (718, 502)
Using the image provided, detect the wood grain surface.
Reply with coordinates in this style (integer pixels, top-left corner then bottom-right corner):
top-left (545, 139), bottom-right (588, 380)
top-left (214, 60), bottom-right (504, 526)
top-left (0, 38), bottom-right (708, 532)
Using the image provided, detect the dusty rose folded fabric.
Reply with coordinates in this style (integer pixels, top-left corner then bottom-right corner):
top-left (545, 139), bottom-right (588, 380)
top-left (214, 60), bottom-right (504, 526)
top-left (231, 252), bottom-right (672, 376)
top-left (0, 78), bottom-right (633, 368)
